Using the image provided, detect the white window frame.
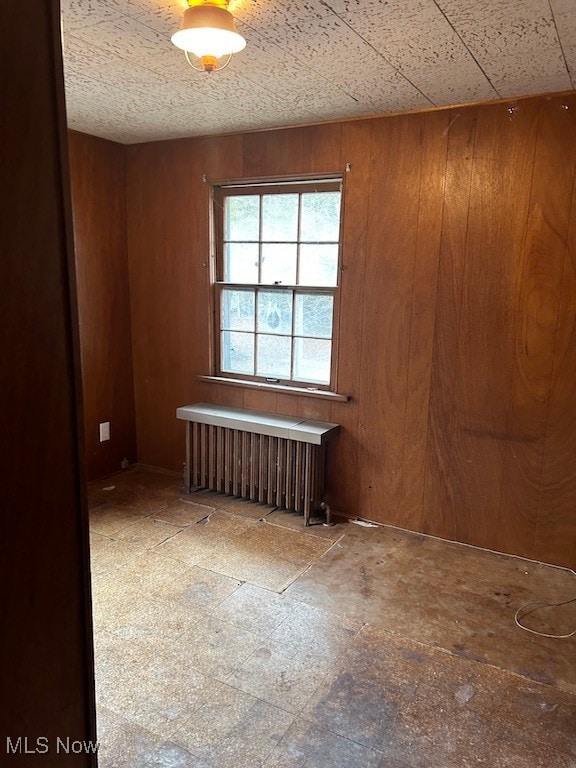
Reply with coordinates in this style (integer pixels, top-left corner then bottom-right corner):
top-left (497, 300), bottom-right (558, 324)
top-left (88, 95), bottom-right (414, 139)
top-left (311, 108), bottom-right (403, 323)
top-left (211, 177), bottom-right (343, 392)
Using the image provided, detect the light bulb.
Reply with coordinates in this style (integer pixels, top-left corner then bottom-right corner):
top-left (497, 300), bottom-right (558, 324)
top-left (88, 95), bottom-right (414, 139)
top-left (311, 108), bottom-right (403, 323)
top-left (171, 26), bottom-right (246, 58)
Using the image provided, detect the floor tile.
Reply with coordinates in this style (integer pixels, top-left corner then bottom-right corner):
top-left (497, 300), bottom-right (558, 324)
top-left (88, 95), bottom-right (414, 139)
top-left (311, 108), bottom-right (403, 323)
top-left (156, 512), bottom-right (254, 567)
top-left (89, 537), bottom-right (144, 577)
top-left (153, 499), bottom-right (216, 527)
top-left (285, 528), bottom-right (576, 693)
top-left (158, 512), bottom-right (334, 592)
top-left (98, 550), bottom-right (241, 610)
top-left (92, 480), bottom-right (174, 512)
top-left (263, 718), bottom-right (382, 768)
top-left (464, 674), bottom-right (576, 760)
top-left (443, 590), bottom-right (576, 692)
top-left (301, 627), bottom-right (424, 753)
top-left (92, 587), bottom-right (203, 641)
top-left (265, 508), bottom-right (346, 539)
top-left (174, 614), bottom-right (264, 680)
top-left (90, 504), bottom-right (148, 537)
top-left (88, 467), bottom-right (576, 768)
top-left (95, 631), bottom-right (222, 739)
top-left (88, 489), bottom-right (111, 511)
top-left (90, 530), bottom-right (114, 553)
top-left (283, 525), bottom-right (412, 622)
top-left (116, 466), bottom-right (182, 492)
top-left (171, 684), bottom-right (293, 768)
top-left (302, 625), bottom-right (576, 767)
top-left (208, 494), bottom-right (276, 520)
top-left (228, 642), bottom-right (337, 715)
top-left (196, 518), bottom-right (335, 592)
top-left (266, 602), bottom-right (360, 654)
top-left (146, 741), bottom-right (215, 767)
top-left (115, 517), bottom-right (184, 549)
top-left (184, 490), bottom-right (344, 538)
top-left (210, 583), bottom-right (297, 635)
top-left (96, 705), bottom-right (162, 768)
top-left (88, 481), bottom-right (141, 509)
top-left (184, 489), bottom-right (227, 505)
top-left (228, 604), bottom-right (360, 713)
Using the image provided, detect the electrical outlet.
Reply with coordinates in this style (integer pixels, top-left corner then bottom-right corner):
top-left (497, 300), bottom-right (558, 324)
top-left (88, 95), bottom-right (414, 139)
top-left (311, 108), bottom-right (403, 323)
top-left (99, 422), bottom-right (110, 442)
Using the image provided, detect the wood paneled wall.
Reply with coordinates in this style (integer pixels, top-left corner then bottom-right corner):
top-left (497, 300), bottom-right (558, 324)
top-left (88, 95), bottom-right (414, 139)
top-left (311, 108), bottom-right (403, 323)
top-left (68, 131), bottom-right (137, 481)
top-left (1, 2), bottom-right (96, 760)
top-left (125, 93), bottom-right (576, 568)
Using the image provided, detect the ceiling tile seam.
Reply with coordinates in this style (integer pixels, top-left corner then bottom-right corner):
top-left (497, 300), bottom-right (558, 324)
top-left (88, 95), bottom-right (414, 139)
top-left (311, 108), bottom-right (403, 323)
top-left (234, 20), bottom-right (364, 106)
top-left (431, 0), bottom-right (501, 99)
top-left (547, 0), bottom-right (575, 90)
top-left (319, 0), bottom-right (436, 107)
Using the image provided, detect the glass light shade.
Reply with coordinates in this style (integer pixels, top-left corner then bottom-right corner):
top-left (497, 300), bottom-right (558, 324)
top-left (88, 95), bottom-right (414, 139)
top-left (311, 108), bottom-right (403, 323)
top-left (172, 5), bottom-right (246, 58)
top-left (172, 26), bottom-right (245, 57)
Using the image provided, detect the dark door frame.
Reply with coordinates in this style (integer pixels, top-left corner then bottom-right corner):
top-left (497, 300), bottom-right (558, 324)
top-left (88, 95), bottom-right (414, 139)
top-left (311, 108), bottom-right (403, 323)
top-left (1, 2), bottom-right (97, 765)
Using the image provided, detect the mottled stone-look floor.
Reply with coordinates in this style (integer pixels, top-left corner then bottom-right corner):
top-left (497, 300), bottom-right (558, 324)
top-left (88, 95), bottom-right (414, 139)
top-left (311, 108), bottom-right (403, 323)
top-left (89, 467), bottom-right (576, 768)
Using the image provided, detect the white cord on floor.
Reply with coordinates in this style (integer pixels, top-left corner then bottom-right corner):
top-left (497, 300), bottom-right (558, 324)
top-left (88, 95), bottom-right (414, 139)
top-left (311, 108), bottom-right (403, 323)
top-left (514, 596), bottom-right (576, 639)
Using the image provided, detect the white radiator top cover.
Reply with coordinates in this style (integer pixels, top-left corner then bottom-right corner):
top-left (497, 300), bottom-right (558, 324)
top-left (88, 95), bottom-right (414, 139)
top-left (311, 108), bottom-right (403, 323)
top-left (176, 402), bottom-right (339, 445)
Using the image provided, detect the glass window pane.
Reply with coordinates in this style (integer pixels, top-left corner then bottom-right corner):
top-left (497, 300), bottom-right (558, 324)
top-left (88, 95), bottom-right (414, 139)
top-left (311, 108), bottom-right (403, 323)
top-left (262, 194), bottom-right (298, 242)
top-left (293, 337), bottom-right (331, 385)
top-left (224, 195), bottom-right (259, 241)
top-left (300, 191), bottom-right (341, 242)
top-left (257, 290), bottom-right (292, 335)
top-left (299, 244), bottom-right (339, 287)
top-left (221, 288), bottom-right (255, 332)
top-left (294, 293), bottom-right (333, 338)
top-left (221, 331), bottom-right (254, 375)
top-left (224, 243), bottom-right (259, 283)
top-left (256, 335), bottom-right (291, 378)
top-left (261, 244), bottom-right (297, 285)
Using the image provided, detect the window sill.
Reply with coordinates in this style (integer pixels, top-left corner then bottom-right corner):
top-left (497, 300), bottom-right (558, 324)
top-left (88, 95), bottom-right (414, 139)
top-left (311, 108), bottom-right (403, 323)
top-left (197, 375), bottom-right (350, 403)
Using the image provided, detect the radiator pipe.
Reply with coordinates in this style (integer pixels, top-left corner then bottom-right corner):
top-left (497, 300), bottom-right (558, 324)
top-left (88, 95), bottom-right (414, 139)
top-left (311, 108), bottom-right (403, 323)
top-left (320, 501), bottom-right (334, 527)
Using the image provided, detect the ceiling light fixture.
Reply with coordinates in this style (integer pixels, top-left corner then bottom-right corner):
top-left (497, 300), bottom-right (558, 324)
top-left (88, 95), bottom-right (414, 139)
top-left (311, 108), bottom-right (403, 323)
top-left (171, 0), bottom-right (246, 73)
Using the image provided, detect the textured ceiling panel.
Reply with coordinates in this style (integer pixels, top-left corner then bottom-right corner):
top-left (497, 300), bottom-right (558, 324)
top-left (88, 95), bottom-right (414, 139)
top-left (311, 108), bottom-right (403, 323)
top-left (62, 0), bottom-right (132, 29)
top-left (329, 0), bottom-right (499, 104)
top-left (61, 0), bottom-right (576, 143)
top-left (550, 0), bottom-right (576, 88)
top-left (254, 13), bottom-right (432, 111)
top-left (435, 0), bottom-right (571, 96)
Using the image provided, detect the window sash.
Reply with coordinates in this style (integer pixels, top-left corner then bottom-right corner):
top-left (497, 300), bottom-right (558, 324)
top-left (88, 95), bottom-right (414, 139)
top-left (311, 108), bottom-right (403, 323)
top-left (213, 179), bottom-right (343, 390)
top-left (215, 284), bottom-right (338, 389)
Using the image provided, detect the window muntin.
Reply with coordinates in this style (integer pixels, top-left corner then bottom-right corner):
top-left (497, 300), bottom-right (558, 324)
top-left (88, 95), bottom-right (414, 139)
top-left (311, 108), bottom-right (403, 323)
top-left (214, 179), bottom-right (342, 389)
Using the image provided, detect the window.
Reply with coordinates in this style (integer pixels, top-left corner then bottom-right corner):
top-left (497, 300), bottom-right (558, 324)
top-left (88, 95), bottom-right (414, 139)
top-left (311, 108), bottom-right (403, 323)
top-left (212, 178), bottom-right (342, 390)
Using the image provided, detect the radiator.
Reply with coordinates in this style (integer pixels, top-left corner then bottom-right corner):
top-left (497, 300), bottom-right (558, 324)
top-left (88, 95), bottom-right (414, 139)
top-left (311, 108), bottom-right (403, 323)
top-left (177, 403), bottom-right (340, 525)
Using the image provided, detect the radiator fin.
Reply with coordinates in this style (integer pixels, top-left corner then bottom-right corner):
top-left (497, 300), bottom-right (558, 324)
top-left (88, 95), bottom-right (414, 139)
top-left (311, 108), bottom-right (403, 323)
top-left (189, 425), bottom-right (325, 522)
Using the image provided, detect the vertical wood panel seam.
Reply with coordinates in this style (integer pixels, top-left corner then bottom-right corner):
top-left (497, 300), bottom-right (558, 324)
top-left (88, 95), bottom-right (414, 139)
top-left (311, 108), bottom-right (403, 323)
top-left (355, 121), bottom-right (380, 514)
top-left (355, 122), bottom-right (376, 410)
top-left (533, 148), bottom-right (576, 556)
top-left (423, 108), bottom-right (478, 539)
top-left (415, 115), bottom-right (450, 523)
top-left (121, 143), bottom-right (138, 463)
top-left (494, 104), bottom-right (542, 552)
top-left (399, 121), bottom-right (426, 482)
